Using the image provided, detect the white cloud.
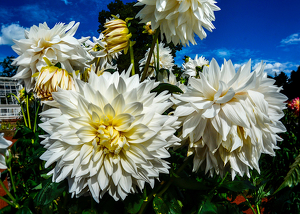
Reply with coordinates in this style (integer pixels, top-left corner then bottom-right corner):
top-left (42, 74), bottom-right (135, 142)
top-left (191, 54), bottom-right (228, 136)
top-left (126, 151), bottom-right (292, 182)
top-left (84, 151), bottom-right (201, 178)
top-left (280, 33), bottom-right (300, 46)
top-left (0, 23), bottom-right (28, 45)
top-left (252, 60), bottom-right (298, 77)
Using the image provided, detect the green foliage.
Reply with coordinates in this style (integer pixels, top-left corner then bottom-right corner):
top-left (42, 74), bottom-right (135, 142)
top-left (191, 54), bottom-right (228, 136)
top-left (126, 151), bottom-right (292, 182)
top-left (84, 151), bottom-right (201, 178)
top-left (275, 153), bottom-right (300, 193)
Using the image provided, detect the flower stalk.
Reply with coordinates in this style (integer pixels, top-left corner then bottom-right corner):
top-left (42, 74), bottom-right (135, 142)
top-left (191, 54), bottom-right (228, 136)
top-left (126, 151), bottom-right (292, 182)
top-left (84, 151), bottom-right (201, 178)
top-left (141, 28), bottom-right (160, 81)
top-left (129, 41), bottom-right (135, 76)
top-left (33, 101), bottom-right (40, 133)
top-left (0, 179), bottom-right (18, 207)
top-left (26, 95), bottom-right (31, 129)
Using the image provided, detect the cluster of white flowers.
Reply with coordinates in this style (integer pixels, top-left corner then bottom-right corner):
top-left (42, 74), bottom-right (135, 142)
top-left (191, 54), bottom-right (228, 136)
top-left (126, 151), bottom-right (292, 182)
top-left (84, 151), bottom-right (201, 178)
top-left (139, 42), bottom-right (174, 78)
top-left (9, 0), bottom-right (288, 203)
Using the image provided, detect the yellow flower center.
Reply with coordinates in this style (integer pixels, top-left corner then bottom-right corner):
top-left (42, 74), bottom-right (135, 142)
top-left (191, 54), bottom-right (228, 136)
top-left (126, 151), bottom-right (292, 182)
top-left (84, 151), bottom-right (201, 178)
top-left (95, 119), bottom-right (130, 155)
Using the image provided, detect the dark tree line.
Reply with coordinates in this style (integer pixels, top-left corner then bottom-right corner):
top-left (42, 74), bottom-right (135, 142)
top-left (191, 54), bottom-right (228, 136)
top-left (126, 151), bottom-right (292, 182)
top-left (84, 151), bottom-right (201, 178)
top-left (0, 56), bottom-right (17, 77)
top-left (273, 66), bottom-right (300, 100)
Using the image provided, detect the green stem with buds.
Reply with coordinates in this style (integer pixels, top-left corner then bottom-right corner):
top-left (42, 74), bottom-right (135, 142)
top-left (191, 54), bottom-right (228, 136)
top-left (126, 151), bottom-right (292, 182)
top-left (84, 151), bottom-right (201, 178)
top-left (10, 93), bottom-right (28, 127)
top-left (141, 28), bottom-right (160, 82)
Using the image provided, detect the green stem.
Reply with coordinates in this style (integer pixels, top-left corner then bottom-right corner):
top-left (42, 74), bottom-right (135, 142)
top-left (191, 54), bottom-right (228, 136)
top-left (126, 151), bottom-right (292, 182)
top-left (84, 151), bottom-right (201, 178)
top-left (33, 102), bottom-right (40, 133)
top-left (129, 42), bottom-right (135, 76)
top-left (11, 93), bottom-right (28, 127)
top-left (141, 29), bottom-right (160, 82)
top-left (0, 179), bottom-right (17, 204)
top-left (94, 57), bottom-right (101, 76)
top-left (8, 167), bottom-right (16, 195)
top-left (256, 204), bottom-right (261, 214)
top-left (242, 193), bottom-right (257, 214)
top-left (0, 195), bottom-right (15, 207)
top-left (156, 37), bottom-right (159, 74)
top-left (26, 95), bottom-right (31, 129)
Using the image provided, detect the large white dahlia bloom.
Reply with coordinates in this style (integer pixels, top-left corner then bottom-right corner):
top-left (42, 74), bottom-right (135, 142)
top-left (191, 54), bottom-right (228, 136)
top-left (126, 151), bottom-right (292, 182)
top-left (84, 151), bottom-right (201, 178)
top-left (0, 133), bottom-right (12, 173)
top-left (139, 42), bottom-right (174, 78)
top-left (39, 70), bottom-right (180, 202)
top-left (182, 55), bottom-right (209, 78)
top-left (12, 21), bottom-right (90, 90)
top-left (173, 59), bottom-right (287, 179)
top-left (135, 0), bottom-right (220, 46)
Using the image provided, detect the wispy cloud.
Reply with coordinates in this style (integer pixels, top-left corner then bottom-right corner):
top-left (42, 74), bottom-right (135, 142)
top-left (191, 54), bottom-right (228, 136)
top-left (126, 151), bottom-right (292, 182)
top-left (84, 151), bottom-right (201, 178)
top-left (61, 0), bottom-right (72, 5)
top-left (0, 8), bottom-right (14, 22)
top-left (280, 33), bottom-right (300, 46)
top-left (0, 23), bottom-right (28, 45)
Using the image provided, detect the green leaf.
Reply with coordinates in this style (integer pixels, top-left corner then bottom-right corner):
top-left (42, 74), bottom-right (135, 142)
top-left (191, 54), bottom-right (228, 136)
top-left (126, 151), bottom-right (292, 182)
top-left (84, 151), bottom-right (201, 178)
top-left (34, 179), bottom-right (67, 206)
top-left (83, 209), bottom-right (98, 214)
top-left (41, 173), bottom-right (52, 180)
top-left (199, 200), bottom-right (217, 214)
top-left (32, 183), bottom-right (43, 190)
top-left (124, 194), bottom-right (144, 213)
top-left (150, 83), bottom-right (183, 95)
top-left (275, 153), bottom-right (300, 194)
top-left (221, 180), bottom-right (256, 192)
top-left (16, 207), bottom-right (34, 214)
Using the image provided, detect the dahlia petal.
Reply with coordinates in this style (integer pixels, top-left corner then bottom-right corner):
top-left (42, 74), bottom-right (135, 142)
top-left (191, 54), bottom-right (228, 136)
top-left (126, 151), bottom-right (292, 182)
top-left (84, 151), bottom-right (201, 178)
top-left (76, 126), bottom-right (96, 143)
top-left (222, 102), bottom-right (250, 128)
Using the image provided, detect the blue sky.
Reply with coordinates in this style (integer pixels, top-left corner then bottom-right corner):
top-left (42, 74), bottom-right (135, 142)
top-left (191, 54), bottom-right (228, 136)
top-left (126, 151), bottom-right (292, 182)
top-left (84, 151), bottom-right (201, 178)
top-left (0, 0), bottom-right (299, 76)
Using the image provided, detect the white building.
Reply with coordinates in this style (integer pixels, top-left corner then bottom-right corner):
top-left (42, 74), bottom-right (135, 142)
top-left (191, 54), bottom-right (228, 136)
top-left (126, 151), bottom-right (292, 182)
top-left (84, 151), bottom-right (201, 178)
top-left (0, 77), bottom-right (22, 120)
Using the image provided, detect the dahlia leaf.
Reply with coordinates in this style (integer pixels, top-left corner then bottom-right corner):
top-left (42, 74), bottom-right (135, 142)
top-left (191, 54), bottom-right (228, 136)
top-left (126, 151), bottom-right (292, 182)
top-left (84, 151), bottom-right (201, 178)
top-left (150, 83), bottom-right (183, 94)
top-left (34, 179), bottom-right (67, 206)
top-left (274, 153), bottom-right (300, 194)
top-left (221, 180), bottom-right (256, 192)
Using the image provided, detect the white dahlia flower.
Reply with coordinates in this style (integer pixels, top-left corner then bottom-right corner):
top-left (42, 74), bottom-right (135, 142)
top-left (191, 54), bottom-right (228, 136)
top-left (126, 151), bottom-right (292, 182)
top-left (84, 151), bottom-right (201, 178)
top-left (173, 59), bottom-right (287, 179)
top-left (85, 33), bottom-right (121, 70)
top-left (0, 133), bottom-right (12, 173)
top-left (39, 70), bottom-right (180, 202)
top-left (12, 21), bottom-right (90, 90)
top-left (182, 55), bottom-right (209, 77)
top-left (139, 42), bottom-right (174, 78)
top-left (135, 0), bottom-right (220, 46)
